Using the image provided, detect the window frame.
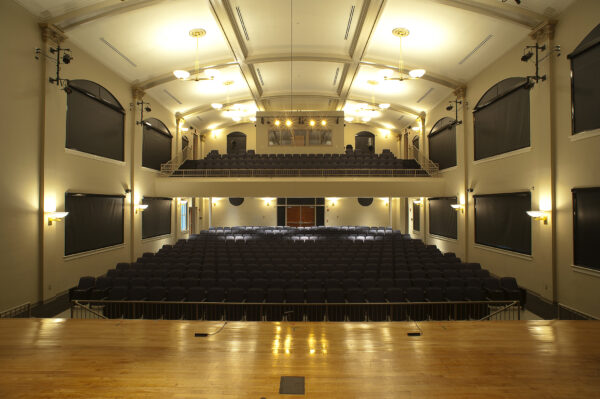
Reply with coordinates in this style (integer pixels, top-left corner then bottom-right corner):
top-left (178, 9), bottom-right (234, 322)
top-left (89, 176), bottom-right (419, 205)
top-left (572, 187), bottom-right (600, 271)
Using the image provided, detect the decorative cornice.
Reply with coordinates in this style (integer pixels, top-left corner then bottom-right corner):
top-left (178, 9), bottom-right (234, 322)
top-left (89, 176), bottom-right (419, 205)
top-left (453, 86), bottom-right (467, 100)
top-left (132, 87), bottom-right (145, 100)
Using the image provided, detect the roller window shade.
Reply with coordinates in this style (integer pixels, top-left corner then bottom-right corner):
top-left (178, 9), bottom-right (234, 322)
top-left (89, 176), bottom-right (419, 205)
top-left (142, 124), bottom-right (172, 170)
top-left (428, 123), bottom-right (457, 170)
top-left (66, 89), bottom-right (124, 161)
top-left (65, 194), bottom-right (124, 255)
top-left (429, 197), bottom-right (457, 239)
top-left (474, 87), bottom-right (530, 160)
top-left (474, 192), bottom-right (531, 255)
top-left (142, 197), bottom-right (172, 239)
top-left (570, 42), bottom-right (600, 134)
top-left (573, 188), bottom-right (600, 270)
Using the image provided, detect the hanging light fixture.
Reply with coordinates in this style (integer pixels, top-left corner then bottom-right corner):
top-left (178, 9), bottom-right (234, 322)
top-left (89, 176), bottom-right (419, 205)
top-left (383, 28), bottom-right (426, 82)
top-left (172, 29), bottom-right (219, 82)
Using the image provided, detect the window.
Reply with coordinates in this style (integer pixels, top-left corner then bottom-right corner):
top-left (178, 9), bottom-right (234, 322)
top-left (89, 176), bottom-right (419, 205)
top-left (473, 77), bottom-right (530, 160)
top-left (474, 192), bottom-right (531, 254)
top-left (572, 187), bottom-right (600, 270)
top-left (355, 131), bottom-right (375, 153)
top-left (65, 193), bottom-right (124, 255)
top-left (142, 118), bottom-right (172, 171)
top-left (66, 80), bottom-right (124, 161)
top-left (269, 129), bottom-right (332, 146)
top-left (180, 201), bottom-right (188, 232)
top-left (412, 202), bottom-right (420, 232)
top-left (142, 197), bottom-right (172, 239)
top-left (357, 198), bottom-right (373, 206)
top-left (568, 24), bottom-right (600, 134)
top-left (428, 117), bottom-right (457, 170)
top-left (182, 135), bottom-right (189, 151)
top-left (229, 198), bottom-right (244, 206)
top-left (227, 132), bottom-right (247, 153)
top-left (429, 197), bottom-right (457, 239)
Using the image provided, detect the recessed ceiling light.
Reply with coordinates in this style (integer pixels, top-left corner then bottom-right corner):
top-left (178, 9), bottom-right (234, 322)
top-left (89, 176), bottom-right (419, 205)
top-left (211, 103), bottom-right (223, 110)
top-left (344, 117), bottom-right (354, 122)
top-left (173, 70), bottom-right (190, 80)
top-left (409, 69), bottom-right (426, 78)
top-left (379, 103), bottom-right (390, 109)
top-left (362, 117), bottom-right (371, 122)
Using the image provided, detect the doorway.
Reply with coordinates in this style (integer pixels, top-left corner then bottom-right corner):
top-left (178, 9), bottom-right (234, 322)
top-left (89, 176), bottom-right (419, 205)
top-left (286, 206), bottom-right (316, 227)
top-left (355, 131), bottom-right (375, 153)
top-left (227, 132), bottom-right (247, 154)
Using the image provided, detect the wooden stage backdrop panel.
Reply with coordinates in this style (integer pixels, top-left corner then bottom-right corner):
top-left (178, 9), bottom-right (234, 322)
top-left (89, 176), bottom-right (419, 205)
top-left (0, 319), bottom-right (599, 398)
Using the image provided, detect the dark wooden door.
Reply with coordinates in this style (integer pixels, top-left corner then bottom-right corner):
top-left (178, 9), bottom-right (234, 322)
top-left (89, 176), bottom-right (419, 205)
top-left (286, 206), bottom-right (315, 227)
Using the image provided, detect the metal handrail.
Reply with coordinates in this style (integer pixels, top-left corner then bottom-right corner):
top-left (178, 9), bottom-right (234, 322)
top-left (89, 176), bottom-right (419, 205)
top-left (165, 168), bottom-right (429, 178)
top-left (71, 300), bottom-right (107, 319)
top-left (0, 302), bottom-right (31, 318)
top-left (409, 143), bottom-right (439, 176)
top-left (478, 301), bottom-right (520, 321)
top-left (160, 145), bottom-right (192, 176)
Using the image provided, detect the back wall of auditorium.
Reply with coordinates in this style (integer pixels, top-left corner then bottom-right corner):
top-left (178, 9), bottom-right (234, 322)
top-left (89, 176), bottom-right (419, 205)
top-left (1, 0), bottom-right (599, 319)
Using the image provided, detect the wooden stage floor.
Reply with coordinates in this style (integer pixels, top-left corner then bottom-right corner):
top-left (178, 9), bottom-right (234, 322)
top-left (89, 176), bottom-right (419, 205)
top-left (0, 319), bottom-right (599, 398)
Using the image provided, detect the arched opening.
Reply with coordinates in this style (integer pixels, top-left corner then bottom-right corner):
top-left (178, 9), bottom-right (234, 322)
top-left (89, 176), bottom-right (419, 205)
top-left (428, 117), bottom-right (457, 170)
top-left (355, 131), bottom-right (375, 154)
top-left (227, 132), bottom-right (247, 154)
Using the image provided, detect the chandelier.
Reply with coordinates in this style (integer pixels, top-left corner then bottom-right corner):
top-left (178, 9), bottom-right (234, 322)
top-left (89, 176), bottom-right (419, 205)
top-left (172, 28), bottom-right (219, 82)
top-left (380, 27), bottom-right (426, 82)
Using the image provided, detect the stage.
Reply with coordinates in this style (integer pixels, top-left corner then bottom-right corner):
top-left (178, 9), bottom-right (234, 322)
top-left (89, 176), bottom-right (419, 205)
top-left (0, 319), bottom-right (598, 398)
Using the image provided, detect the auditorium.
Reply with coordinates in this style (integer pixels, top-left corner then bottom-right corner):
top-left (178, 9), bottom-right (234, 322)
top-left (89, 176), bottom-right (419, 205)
top-left (1, 0), bottom-right (599, 397)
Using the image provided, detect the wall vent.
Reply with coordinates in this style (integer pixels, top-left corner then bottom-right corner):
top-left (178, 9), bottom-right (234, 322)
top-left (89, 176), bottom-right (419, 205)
top-left (458, 34), bottom-right (493, 65)
top-left (344, 5), bottom-right (355, 40)
top-left (99, 37), bottom-right (137, 67)
top-left (236, 6), bottom-right (250, 41)
top-left (163, 89), bottom-right (182, 105)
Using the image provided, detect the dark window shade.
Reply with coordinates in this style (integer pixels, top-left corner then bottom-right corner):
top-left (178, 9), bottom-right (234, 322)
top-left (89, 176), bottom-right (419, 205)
top-left (428, 119), bottom-right (457, 170)
top-left (142, 123), bottom-right (172, 170)
top-left (474, 192), bottom-right (531, 255)
top-left (287, 198), bottom-right (316, 205)
top-left (316, 198), bottom-right (325, 205)
top-left (429, 197), bottom-right (457, 239)
top-left (277, 198), bottom-right (286, 205)
top-left (66, 89), bottom-right (124, 161)
top-left (229, 198), bottom-right (244, 206)
top-left (413, 203), bottom-right (420, 232)
top-left (65, 193), bottom-right (124, 255)
top-left (277, 206), bottom-right (286, 226)
top-left (316, 206), bottom-right (325, 226)
top-left (474, 86), bottom-right (530, 160)
top-left (182, 136), bottom-right (189, 150)
top-left (570, 40), bottom-right (600, 134)
top-left (573, 187), bottom-right (600, 270)
top-left (142, 197), bottom-right (172, 239)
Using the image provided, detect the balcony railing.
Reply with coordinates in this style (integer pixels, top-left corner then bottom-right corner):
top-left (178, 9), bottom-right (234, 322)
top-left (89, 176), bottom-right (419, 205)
top-left (166, 168), bottom-right (429, 178)
top-left (70, 300), bottom-right (520, 322)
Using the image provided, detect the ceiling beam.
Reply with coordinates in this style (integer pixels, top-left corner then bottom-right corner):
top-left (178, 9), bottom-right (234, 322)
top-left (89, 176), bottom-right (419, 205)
top-left (50, 0), bottom-right (166, 31)
top-left (423, 0), bottom-right (545, 29)
top-left (246, 54), bottom-right (352, 65)
top-left (209, 0), bottom-right (264, 111)
top-left (137, 60), bottom-right (237, 90)
top-left (336, 0), bottom-right (386, 111)
top-left (360, 59), bottom-right (463, 89)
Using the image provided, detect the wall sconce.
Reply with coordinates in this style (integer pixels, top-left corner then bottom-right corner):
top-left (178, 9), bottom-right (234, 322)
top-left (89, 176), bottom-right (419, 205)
top-left (527, 210), bottom-right (549, 224)
top-left (135, 204), bottom-right (148, 214)
top-left (451, 204), bottom-right (465, 214)
top-left (413, 199), bottom-right (422, 205)
top-left (46, 211), bottom-right (69, 226)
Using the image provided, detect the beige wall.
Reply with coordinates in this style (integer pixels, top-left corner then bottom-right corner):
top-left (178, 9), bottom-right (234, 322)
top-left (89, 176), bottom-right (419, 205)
top-left (211, 197), bottom-right (277, 227)
top-left (325, 197), bottom-right (390, 227)
top-left (552, 0), bottom-right (600, 318)
top-left (343, 123), bottom-right (401, 157)
top-left (202, 123), bottom-right (256, 156)
top-left (0, 1), bottom-right (42, 310)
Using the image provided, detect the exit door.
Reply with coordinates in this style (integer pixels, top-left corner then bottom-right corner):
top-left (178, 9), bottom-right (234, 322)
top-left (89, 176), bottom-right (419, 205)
top-left (286, 206), bottom-right (316, 227)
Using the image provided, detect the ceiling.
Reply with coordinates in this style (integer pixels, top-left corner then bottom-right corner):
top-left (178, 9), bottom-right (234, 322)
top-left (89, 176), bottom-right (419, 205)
top-left (17, 0), bottom-right (575, 131)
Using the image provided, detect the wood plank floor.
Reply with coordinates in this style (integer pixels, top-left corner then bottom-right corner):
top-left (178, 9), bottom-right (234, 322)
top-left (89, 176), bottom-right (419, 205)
top-left (0, 319), bottom-right (599, 398)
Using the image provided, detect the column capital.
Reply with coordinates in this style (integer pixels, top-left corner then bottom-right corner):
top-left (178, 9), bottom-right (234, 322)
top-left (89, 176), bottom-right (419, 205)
top-left (530, 20), bottom-right (556, 41)
top-left (132, 86), bottom-right (145, 101)
top-left (39, 23), bottom-right (67, 43)
top-left (454, 86), bottom-right (467, 100)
